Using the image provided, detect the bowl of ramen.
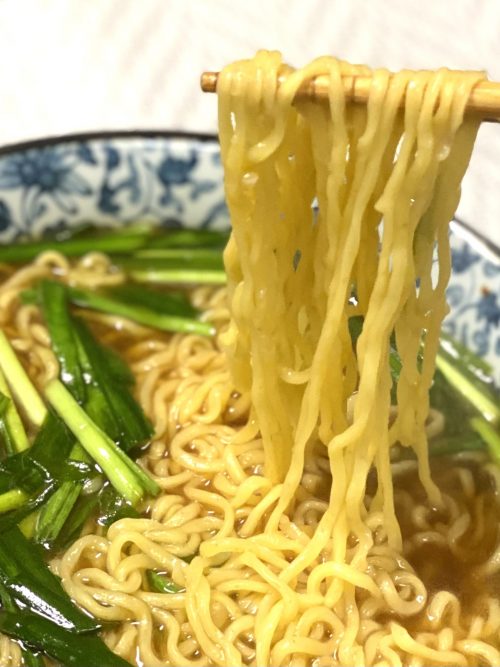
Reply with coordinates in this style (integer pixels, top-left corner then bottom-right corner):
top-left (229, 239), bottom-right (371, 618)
top-left (1, 53), bottom-right (500, 667)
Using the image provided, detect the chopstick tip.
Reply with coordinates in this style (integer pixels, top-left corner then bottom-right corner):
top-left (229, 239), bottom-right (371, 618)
top-left (201, 72), bottom-right (217, 93)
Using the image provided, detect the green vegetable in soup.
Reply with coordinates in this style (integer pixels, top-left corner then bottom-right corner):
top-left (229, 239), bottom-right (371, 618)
top-left (46, 380), bottom-right (159, 506)
top-left (0, 489), bottom-right (28, 514)
top-left (470, 417), bottom-right (500, 463)
top-left (348, 314), bottom-right (500, 457)
top-left (35, 481), bottom-right (83, 545)
top-left (0, 332), bottom-right (47, 428)
top-left (73, 317), bottom-right (154, 450)
top-left (0, 611), bottom-right (131, 667)
top-left (107, 282), bottom-right (198, 319)
top-left (128, 267), bottom-right (227, 285)
top-left (0, 371), bottom-right (29, 454)
top-left (0, 525), bottom-right (100, 633)
top-left (147, 570), bottom-right (185, 594)
top-left (39, 280), bottom-right (86, 403)
top-left (66, 285), bottom-right (215, 336)
top-left (0, 580), bottom-right (45, 667)
top-left (0, 222), bottom-right (229, 263)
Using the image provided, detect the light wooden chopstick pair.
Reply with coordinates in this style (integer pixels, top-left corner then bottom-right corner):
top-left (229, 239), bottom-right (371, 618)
top-left (200, 71), bottom-right (500, 121)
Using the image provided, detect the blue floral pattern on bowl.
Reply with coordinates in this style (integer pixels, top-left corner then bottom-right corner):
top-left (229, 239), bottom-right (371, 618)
top-left (446, 221), bottom-right (500, 378)
top-left (0, 133), bottom-right (228, 243)
top-left (0, 131), bottom-right (499, 380)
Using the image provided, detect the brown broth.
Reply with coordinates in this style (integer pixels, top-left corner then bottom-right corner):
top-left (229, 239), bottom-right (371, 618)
top-left (394, 457), bottom-right (500, 621)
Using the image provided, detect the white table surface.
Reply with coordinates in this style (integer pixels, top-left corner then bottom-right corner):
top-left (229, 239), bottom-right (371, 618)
top-left (1, 0), bottom-right (499, 244)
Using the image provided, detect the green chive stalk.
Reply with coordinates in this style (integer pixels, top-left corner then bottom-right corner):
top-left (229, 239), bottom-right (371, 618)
top-left (45, 380), bottom-right (159, 505)
top-left (0, 331), bottom-right (47, 427)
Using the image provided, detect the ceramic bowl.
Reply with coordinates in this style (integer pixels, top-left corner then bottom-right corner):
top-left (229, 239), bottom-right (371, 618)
top-left (0, 131), bottom-right (498, 378)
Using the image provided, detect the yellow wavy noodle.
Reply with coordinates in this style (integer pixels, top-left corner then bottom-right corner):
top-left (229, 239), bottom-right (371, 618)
top-left (1, 52), bottom-right (500, 666)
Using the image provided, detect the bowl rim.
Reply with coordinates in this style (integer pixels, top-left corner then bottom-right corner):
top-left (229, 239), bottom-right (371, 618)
top-left (0, 129), bottom-right (497, 260)
top-left (0, 129), bottom-right (219, 157)
top-left (452, 216), bottom-right (500, 262)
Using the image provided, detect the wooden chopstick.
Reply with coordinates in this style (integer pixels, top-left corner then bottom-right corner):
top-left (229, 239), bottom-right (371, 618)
top-left (200, 71), bottom-right (500, 121)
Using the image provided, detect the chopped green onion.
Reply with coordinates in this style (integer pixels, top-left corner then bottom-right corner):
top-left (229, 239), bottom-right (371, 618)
top-left (0, 391), bottom-right (16, 455)
top-left (73, 318), bottom-right (153, 450)
top-left (66, 286), bottom-right (214, 336)
top-left (35, 481), bottom-right (82, 545)
top-left (108, 441), bottom-right (159, 498)
top-left (87, 337), bottom-right (134, 386)
top-left (129, 268), bottom-right (226, 285)
top-left (0, 488), bottom-right (28, 514)
top-left (147, 570), bottom-right (184, 594)
top-left (0, 411), bottom-right (86, 499)
top-left (18, 511), bottom-right (38, 539)
top-left (429, 430), bottom-right (486, 457)
top-left (21, 649), bottom-right (45, 667)
top-left (0, 370), bottom-right (29, 453)
top-left (0, 331), bottom-right (47, 427)
top-left (96, 484), bottom-right (140, 528)
top-left (436, 354), bottom-right (500, 423)
top-left (0, 391), bottom-right (9, 415)
top-left (0, 224), bottom-right (152, 263)
top-left (440, 331), bottom-right (494, 378)
top-left (0, 581), bottom-right (45, 667)
top-left (106, 283), bottom-right (198, 319)
top-left (19, 288), bottom-right (37, 305)
top-left (45, 380), bottom-right (159, 505)
top-left (0, 224), bottom-right (228, 264)
top-left (52, 494), bottom-right (101, 551)
top-left (38, 280), bottom-right (86, 402)
top-left (143, 228), bottom-right (229, 249)
top-left (133, 248), bottom-right (225, 261)
top-left (118, 253), bottom-right (224, 272)
top-left (0, 611), bottom-right (130, 667)
top-left (0, 525), bottom-right (101, 633)
top-left (470, 417), bottom-right (500, 463)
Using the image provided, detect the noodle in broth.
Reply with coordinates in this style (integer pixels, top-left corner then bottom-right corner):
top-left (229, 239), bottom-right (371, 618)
top-left (0, 51), bottom-right (500, 666)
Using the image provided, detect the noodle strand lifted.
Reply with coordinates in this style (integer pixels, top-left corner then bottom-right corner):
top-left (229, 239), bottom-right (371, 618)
top-left (219, 53), bottom-right (482, 536)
